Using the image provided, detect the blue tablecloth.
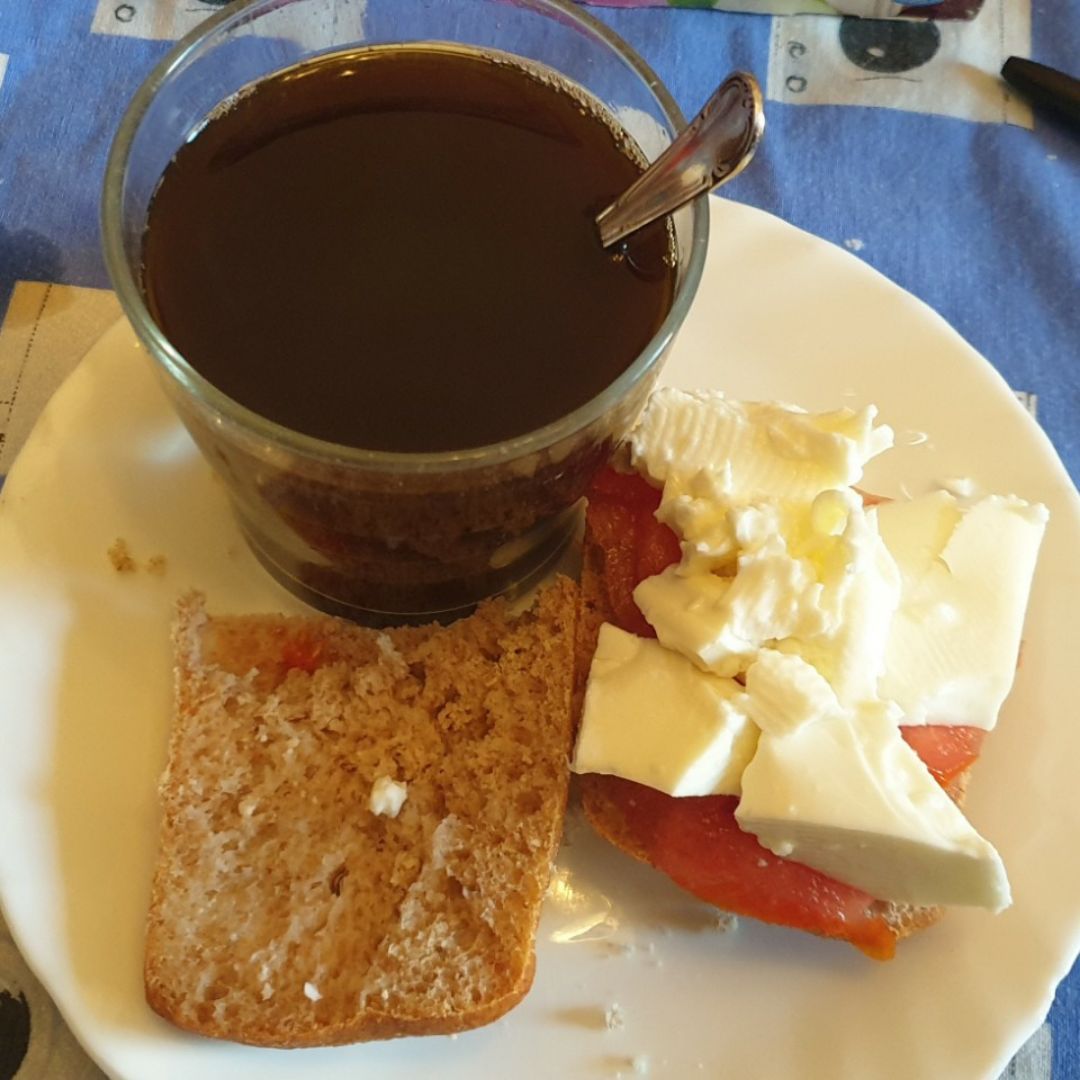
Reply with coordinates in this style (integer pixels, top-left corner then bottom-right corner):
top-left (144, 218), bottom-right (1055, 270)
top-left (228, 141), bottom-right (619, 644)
top-left (0, 2), bottom-right (1076, 1078)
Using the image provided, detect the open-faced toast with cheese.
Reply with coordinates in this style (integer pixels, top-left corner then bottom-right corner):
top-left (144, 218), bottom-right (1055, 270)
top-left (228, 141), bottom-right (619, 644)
top-left (571, 389), bottom-right (1048, 959)
top-left (146, 577), bottom-right (577, 1046)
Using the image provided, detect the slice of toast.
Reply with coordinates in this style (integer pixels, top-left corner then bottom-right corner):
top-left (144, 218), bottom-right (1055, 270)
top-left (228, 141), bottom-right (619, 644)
top-left (574, 525), bottom-right (967, 952)
top-left (145, 577), bottom-right (577, 1047)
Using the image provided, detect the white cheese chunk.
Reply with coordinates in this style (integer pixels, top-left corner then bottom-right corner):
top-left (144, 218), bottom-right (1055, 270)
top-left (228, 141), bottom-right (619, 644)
top-left (735, 706), bottom-right (1011, 910)
top-left (743, 650), bottom-right (837, 735)
top-left (369, 775), bottom-right (408, 818)
top-left (635, 491), bottom-right (900, 705)
top-left (630, 388), bottom-right (893, 505)
top-left (775, 503), bottom-right (901, 706)
top-left (631, 568), bottom-right (745, 676)
top-left (633, 558), bottom-right (824, 677)
top-left (572, 624), bottom-right (758, 797)
top-left (877, 492), bottom-right (1048, 728)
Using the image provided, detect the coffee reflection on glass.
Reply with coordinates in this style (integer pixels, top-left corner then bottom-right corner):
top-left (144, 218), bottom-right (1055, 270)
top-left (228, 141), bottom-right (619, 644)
top-left (102, 0), bottom-right (708, 623)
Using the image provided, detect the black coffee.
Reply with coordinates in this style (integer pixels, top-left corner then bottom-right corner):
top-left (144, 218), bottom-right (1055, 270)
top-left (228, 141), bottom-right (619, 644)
top-left (142, 45), bottom-right (676, 454)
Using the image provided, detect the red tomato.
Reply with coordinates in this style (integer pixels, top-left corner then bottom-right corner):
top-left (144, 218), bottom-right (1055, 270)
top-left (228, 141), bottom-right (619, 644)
top-left (900, 724), bottom-right (986, 785)
top-left (590, 777), bottom-right (897, 959)
top-left (585, 467), bottom-right (680, 637)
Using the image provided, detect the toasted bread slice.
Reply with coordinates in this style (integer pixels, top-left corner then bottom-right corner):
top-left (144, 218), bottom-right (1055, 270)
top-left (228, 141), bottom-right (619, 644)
top-left (574, 525), bottom-right (969, 952)
top-left (145, 577), bottom-right (577, 1047)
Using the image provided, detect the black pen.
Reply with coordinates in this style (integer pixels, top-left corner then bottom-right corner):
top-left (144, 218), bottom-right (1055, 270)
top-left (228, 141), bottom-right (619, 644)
top-left (1001, 56), bottom-right (1080, 133)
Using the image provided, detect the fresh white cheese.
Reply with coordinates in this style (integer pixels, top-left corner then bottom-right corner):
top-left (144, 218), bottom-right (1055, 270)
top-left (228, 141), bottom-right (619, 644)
top-left (774, 500), bottom-right (901, 706)
top-left (635, 488), bottom-right (900, 706)
top-left (735, 704), bottom-right (1011, 910)
top-left (569, 389), bottom-right (1045, 911)
top-left (572, 624), bottom-right (758, 797)
top-left (630, 388), bottom-right (893, 505)
top-left (743, 650), bottom-right (837, 736)
top-left (633, 556), bottom-right (824, 678)
top-left (877, 492), bottom-right (1048, 728)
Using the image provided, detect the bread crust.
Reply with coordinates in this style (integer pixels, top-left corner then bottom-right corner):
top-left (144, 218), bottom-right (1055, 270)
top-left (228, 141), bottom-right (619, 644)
top-left (146, 579), bottom-right (576, 1047)
top-left (144, 954), bottom-right (537, 1047)
top-left (574, 525), bottom-right (969, 954)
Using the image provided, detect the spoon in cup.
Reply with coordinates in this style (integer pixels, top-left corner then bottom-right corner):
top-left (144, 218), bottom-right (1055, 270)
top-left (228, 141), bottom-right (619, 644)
top-left (596, 71), bottom-right (766, 249)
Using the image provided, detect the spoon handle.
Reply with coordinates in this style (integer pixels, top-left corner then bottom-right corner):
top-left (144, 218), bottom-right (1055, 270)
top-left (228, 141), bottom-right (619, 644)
top-left (597, 71), bottom-right (765, 249)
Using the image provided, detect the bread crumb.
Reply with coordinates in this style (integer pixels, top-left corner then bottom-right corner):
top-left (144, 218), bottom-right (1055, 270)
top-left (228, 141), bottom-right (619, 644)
top-left (715, 913), bottom-right (739, 933)
top-left (107, 538), bottom-right (136, 573)
top-left (369, 775), bottom-right (408, 818)
top-left (107, 541), bottom-right (167, 576)
top-left (604, 1003), bottom-right (624, 1031)
top-left (303, 982), bottom-right (321, 1002)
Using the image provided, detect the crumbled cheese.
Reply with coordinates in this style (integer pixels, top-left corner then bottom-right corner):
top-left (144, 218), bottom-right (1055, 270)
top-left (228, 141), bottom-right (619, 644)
top-left (303, 981), bottom-right (321, 1002)
top-left (369, 775), bottom-right (408, 818)
top-left (605, 1003), bottom-right (625, 1030)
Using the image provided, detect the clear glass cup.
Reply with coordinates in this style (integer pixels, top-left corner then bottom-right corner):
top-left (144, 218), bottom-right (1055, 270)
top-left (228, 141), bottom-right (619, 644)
top-left (101, 0), bottom-right (708, 623)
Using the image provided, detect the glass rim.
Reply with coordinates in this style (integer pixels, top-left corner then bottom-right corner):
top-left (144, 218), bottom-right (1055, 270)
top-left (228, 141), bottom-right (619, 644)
top-left (100, 0), bottom-right (710, 474)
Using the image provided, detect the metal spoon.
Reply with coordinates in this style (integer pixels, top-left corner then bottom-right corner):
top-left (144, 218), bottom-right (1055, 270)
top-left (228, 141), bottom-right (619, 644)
top-left (596, 71), bottom-right (765, 249)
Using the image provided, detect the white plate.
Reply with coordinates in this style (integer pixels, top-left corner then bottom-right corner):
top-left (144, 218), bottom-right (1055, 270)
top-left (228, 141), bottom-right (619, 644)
top-left (1, 198), bottom-right (1079, 1080)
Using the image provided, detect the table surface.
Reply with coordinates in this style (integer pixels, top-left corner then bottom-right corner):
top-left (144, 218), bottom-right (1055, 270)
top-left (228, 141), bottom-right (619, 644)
top-left (0, 2), bottom-right (1076, 1078)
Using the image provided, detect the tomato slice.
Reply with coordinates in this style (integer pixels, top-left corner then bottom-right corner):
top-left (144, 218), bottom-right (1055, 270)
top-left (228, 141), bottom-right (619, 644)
top-left (585, 468), bottom-right (679, 639)
top-left (585, 776), bottom-right (897, 959)
top-left (900, 724), bottom-right (986, 785)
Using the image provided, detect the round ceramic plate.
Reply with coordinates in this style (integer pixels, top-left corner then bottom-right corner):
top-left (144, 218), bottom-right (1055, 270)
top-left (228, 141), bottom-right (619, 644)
top-left (1, 199), bottom-right (1078, 1080)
